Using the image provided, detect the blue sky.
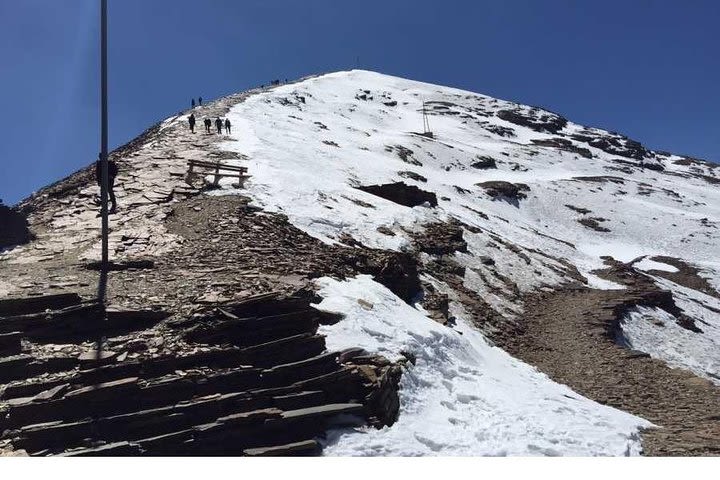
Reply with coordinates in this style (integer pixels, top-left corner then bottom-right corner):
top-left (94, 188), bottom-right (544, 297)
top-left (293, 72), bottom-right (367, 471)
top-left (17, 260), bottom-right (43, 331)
top-left (1, 0), bottom-right (718, 205)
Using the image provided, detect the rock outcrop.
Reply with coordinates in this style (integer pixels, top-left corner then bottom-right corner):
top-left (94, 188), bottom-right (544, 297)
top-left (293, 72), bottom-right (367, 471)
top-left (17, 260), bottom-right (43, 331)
top-left (0, 292), bottom-right (400, 456)
top-left (0, 204), bottom-right (31, 250)
top-left (356, 182), bottom-right (438, 208)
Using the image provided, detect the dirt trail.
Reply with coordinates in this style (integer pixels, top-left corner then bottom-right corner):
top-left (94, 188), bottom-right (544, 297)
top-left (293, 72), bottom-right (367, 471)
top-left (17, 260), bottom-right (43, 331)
top-left (497, 285), bottom-right (720, 456)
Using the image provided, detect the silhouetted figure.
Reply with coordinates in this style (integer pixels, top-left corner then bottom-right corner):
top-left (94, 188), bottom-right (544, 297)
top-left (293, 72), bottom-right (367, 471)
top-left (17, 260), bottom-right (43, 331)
top-left (224, 118), bottom-right (231, 134)
top-left (188, 113), bottom-right (196, 133)
top-left (198, 96), bottom-right (203, 106)
top-left (95, 153), bottom-right (118, 214)
top-left (191, 98), bottom-right (195, 108)
top-left (215, 117), bottom-right (223, 134)
top-left (204, 118), bottom-right (212, 133)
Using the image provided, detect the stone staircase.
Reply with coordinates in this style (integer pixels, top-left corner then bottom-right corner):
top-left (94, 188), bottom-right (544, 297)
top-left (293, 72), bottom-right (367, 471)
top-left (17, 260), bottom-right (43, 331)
top-left (0, 292), bottom-right (401, 456)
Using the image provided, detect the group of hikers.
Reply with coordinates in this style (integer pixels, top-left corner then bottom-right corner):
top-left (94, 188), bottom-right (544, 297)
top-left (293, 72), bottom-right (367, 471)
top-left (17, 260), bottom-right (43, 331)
top-left (187, 96), bottom-right (232, 134)
top-left (187, 114), bottom-right (231, 135)
top-left (91, 94), bottom-right (240, 215)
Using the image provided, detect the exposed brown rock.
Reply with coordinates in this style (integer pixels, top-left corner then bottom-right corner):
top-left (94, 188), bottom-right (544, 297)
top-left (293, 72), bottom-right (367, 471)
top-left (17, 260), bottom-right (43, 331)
top-left (531, 138), bottom-right (592, 159)
top-left (578, 217), bottom-right (611, 232)
top-left (476, 181), bottom-right (530, 202)
top-left (470, 155), bottom-right (497, 169)
top-left (496, 108), bottom-right (567, 134)
top-left (356, 182), bottom-right (437, 208)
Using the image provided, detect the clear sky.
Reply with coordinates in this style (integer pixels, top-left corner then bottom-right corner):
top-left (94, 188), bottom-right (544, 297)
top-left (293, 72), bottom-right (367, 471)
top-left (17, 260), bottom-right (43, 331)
top-left (1, 0), bottom-right (718, 205)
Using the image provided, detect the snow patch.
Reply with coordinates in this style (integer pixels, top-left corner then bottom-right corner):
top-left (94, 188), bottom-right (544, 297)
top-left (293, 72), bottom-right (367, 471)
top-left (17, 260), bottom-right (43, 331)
top-left (633, 258), bottom-right (679, 273)
top-left (619, 305), bottom-right (720, 385)
top-left (619, 275), bottom-right (720, 386)
top-left (584, 272), bottom-right (626, 290)
top-left (314, 275), bottom-right (651, 456)
top-left (577, 242), bottom-right (652, 264)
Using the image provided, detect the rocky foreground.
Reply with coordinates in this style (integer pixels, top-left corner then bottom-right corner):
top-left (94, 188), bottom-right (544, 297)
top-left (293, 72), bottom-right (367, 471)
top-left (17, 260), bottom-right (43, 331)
top-left (0, 81), bottom-right (408, 456)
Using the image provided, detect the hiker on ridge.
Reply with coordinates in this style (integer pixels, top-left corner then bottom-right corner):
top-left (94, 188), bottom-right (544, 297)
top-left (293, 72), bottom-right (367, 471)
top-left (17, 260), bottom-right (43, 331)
top-left (188, 113), bottom-right (196, 133)
top-left (215, 117), bottom-right (223, 134)
top-left (204, 118), bottom-right (212, 133)
top-left (224, 118), bottom-right (231, 134)
top-left (198, 96), bottom-right (203, 106)
top-left (191, 98), bottom-right (195, 108)
top-left (95, 153), bottom-right (118, 214)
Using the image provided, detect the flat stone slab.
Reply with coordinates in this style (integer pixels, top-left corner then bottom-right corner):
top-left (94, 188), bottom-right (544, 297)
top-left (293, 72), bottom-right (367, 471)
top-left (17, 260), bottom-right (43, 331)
top-left (32, 384), bottom-right (69, 402)
top-left (281, 403), bottom-right (364, 420)
top-left (78, 349), bottom-right (117, 365)
top-left (56, 441), bottom-right (142, 456)
top-left (65, 377), bottom-right (139, 399)
top-left (0, 293), bottom-right (82, 317)
top-left (217, 407), bottom-right (282, 426)
top-left (15, 419), bottom-right (94, 451)
top-left (272, 391), bottom-right (325, 411)
top-left (244, 439), bottom-right (319, 457)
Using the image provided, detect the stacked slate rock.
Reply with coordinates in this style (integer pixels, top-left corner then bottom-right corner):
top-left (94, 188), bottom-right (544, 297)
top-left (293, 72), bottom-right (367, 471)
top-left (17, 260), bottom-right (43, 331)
top-left (0, 292), bottom-right (400, 456)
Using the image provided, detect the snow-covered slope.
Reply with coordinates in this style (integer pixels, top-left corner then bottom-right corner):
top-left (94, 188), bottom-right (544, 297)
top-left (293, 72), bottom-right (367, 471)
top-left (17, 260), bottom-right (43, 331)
top-left (199, 70), bottom-right (719, 454)
top-left (220, 70), bottom-right (719, 292)
top-left (219, 72), bottom-right (717, 306)
top-left (315, 275), bottom-right (648, 456)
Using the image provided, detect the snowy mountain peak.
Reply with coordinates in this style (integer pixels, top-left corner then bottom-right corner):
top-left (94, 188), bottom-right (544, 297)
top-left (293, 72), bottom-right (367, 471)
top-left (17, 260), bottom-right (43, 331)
top-left (1, 69), bottom-right (719, 456)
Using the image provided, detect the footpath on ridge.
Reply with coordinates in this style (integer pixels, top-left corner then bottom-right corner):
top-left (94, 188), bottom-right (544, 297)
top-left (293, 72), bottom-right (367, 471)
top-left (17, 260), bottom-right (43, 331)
top-left (494, 263), bottom-right (720, 456)
top-left (0, 83), bottom-right (407, 456)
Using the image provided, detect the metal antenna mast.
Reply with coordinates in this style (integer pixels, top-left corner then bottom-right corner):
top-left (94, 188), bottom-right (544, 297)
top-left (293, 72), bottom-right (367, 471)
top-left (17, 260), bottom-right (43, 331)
top-left (422, 99), bottom-right (432, 136)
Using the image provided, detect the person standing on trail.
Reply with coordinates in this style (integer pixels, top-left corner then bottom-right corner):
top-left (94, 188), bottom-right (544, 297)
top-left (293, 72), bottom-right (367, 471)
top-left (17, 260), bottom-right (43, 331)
top-left (215, 117), bottom-right (223, 134)
top-left (198, 96), bottom-right (203, 106)
top-left (191, 98), bottom-right (195, 108)
top-left (95, 153), bottom-right (118, 214)
top-left (224, 118), bottom-right (231, 134)
top-left (188, 113), bottom-right (196, 133)
top-left (204, 118), bottom-right (212, 133)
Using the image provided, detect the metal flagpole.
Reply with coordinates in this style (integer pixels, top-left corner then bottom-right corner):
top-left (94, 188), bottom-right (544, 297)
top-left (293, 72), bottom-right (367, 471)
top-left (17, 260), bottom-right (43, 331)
top-left (98, 0), bottom-right (109, 304)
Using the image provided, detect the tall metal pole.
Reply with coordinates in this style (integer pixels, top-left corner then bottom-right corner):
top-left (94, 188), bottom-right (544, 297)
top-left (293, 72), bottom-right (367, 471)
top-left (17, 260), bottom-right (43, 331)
top-left (98, 0), bottom-right (109, 304)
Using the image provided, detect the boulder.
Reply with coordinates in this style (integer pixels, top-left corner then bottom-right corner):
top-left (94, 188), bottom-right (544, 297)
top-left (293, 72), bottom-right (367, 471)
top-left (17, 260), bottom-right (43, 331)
top-left (356, 182), bottom-right (437, 208)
